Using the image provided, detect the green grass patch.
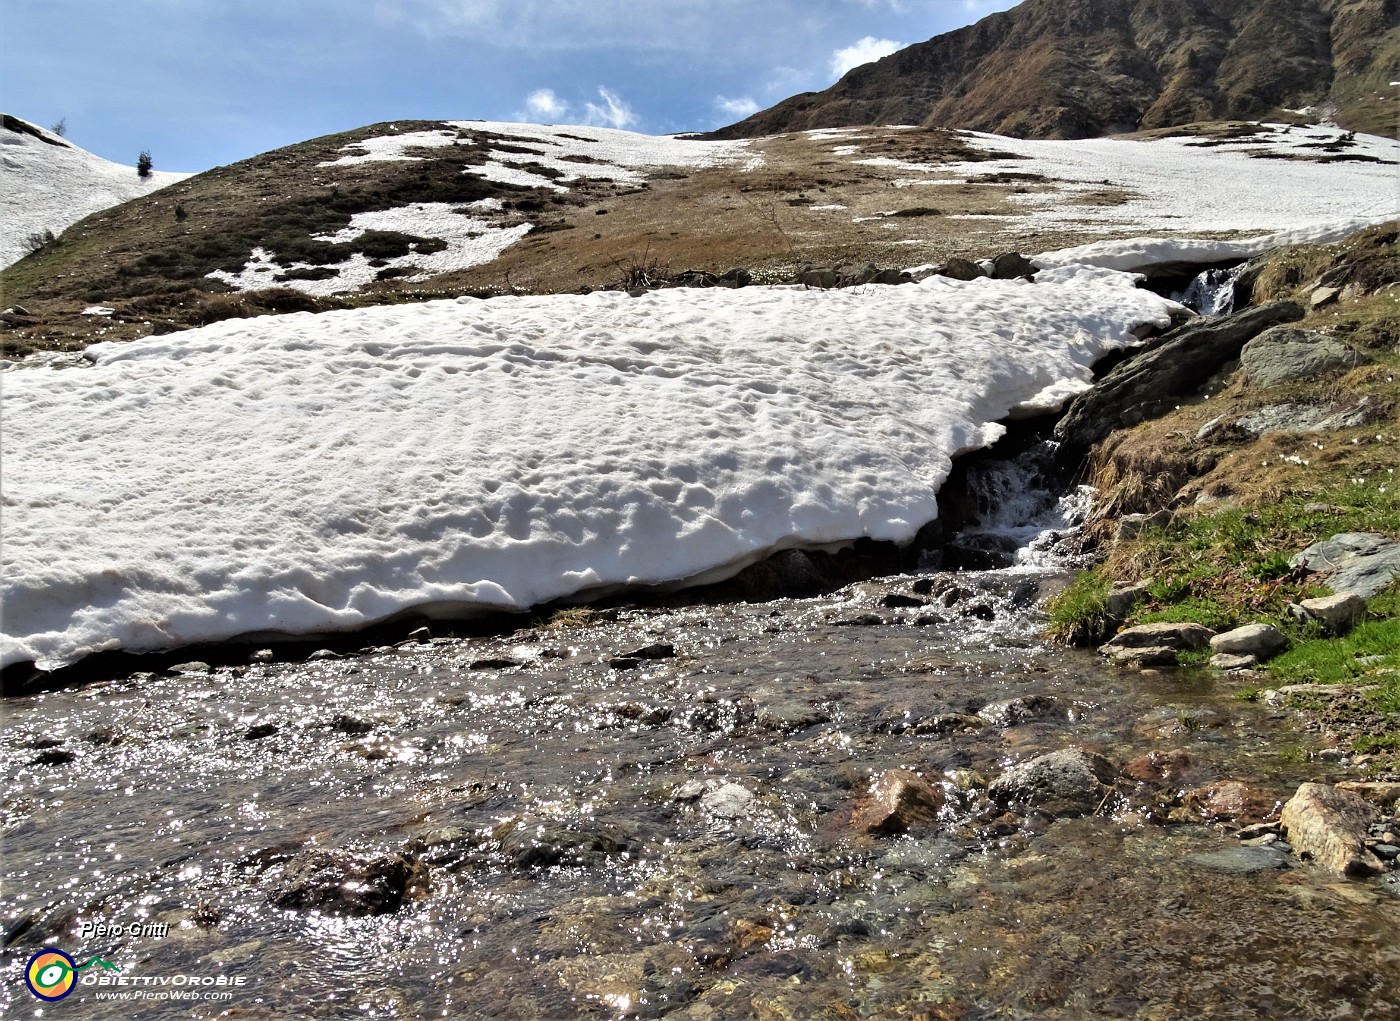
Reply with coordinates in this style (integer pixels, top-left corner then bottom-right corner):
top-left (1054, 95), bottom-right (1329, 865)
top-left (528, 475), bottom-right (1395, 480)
top-left (1044, 567), bottom-right (1112, 645)
top-left (1266, 591), bottom-right (1400, 685)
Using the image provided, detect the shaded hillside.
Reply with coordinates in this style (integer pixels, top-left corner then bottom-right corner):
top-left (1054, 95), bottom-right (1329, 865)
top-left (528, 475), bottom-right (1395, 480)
top-left (708, 0), bottom-right (1399, 140)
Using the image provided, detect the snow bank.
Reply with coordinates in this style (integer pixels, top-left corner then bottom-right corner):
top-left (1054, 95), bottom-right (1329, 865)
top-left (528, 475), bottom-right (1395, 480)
top-left (1033, 218), bottom-right (1394, 273)
top-left (2, 269), bottom-right (1176, 669)
top-left (0, 116), bottom-right (189, 269)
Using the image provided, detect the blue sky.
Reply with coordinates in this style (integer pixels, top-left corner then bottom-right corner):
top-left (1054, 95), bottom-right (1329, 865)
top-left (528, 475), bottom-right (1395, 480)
top-left (3, 0), bottom-right (1023, 172)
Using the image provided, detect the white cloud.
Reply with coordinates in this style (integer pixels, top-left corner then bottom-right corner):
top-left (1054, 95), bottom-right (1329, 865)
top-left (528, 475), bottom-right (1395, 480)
top-left (582, 87), bottom-right (636, 129)
top-left (830, 36), bottom-right (905, 79)
top-left (714, 95), bottom-right (759, 117)
top-left (524, 88), bottom-right (569, 119)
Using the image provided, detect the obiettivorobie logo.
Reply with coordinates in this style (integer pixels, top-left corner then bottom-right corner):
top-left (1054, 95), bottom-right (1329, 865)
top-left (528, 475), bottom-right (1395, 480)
top-left (25, 948), bottom-right (120, 1001)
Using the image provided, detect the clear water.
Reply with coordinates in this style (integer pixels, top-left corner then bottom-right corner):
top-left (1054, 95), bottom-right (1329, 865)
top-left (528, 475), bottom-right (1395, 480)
top-left (3, 573), bottom-right (1397, 1020)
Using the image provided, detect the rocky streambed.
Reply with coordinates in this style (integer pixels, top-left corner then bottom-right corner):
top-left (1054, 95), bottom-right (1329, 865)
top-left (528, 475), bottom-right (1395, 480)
top-left (3, 565), bottom-right (1398, 1020)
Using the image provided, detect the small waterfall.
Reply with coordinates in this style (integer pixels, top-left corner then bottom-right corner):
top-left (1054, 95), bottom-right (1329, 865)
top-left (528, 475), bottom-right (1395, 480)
top-left (944, 440), bottom-right (1094, 571)
top-left (1172, 263), bottom-right (1246, 317)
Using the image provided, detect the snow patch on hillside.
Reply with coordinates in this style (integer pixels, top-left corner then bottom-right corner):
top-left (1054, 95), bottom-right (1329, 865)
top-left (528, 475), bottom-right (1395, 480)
top-left (319, 127), bottom-right (466, 166)
top-left (3, 268), bottom-right (1176, 669)
top-left (0, 115), bottom-right (188, 269)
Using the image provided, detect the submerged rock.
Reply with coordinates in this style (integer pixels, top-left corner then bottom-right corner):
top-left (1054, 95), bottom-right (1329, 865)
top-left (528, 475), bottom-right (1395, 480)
top-left (988, 748), bottom-right (1118, 818)
top-left (1176, 781), bottom-right (1281, 825)
top-left (851, 769), bottom-right (945, 836)
top-left (1188, 845), bottom-right (1290, 874)
top-left (1281, 783), bottom-right (1384, 877)
top-left (265, 849), bottom-right (428, 915)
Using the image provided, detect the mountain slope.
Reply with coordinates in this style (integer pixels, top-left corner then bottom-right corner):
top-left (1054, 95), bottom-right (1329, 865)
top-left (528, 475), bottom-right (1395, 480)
top-left (707, 0), bottom-right (1399, 140)
top-left (0, 115), bottom-right (188, 269)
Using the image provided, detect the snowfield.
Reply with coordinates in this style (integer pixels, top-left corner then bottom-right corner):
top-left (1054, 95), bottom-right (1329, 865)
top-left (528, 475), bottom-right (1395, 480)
top-left (2, 268), bottom-right (1176, 669)
top-left (0, 115), bottom-right (188, 270)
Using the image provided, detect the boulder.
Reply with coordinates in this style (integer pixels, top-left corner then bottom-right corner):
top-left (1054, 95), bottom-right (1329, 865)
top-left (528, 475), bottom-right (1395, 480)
top-left (1280, 782), bottom-right (1383, 877)
top-left (1208, 623), bottom-right (1288, 660)
top-left (991, 252), bottom-right (1036, 279)
top-left (1297, 592), bottom-right (1367, 634)
top-left (1121, 748), bottom-right (1193, 784)
top-left (988, 748), bottom-right (1118, 818)
top-left (1102, 645), bottom-right (1180, 668)
top-left (1101, 622), bottom-right (1215, 652)
top-left (1291, 532), bottom-right (1400, 600)
top-left (1239, 326), bottom-right (1368, 387)
top-left (851, 768), bottom-right (945, 835)
top-left (1054, 301), bottom-right (1304, 462)
top-left (1176, 781), bottom-right (1281, 824)
top-left (941, 257), bottom-right (985, 281)
top-left (1232, 398), bottom-right (1377, 437)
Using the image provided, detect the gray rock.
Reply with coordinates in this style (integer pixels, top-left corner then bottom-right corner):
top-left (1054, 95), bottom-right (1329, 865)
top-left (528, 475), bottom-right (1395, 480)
top-left (756, 700), bottom-right (830, 732)
top-left (1102, 645), bottom-right (1179, 668)
top-left (498, 817), bottom-right (633, 868)
top-left (1102, 622), bottom-right (1215, 651)
top-left (1309, 285), bottom-right (1341, 309)
top-left (1298, 592), bottom-right (1367, 633)
top-left (988, 748), bottom-right (1118, 818)
top-left (1105, 582), bottom-right (1151, 621)
top-left (1209, 623), bottom-right (1288, 660)
top-left (1187, 845), bottom-right (1289, 874)
top-left (1291, 532), bottom-right (1400, 599)
top-left (1239, 326), bottom-right (1368, 387)
top-left (1210, 652), bottom-right (1259, 671)
top-left (1116, 509), bottom-right (1172, 540)
top-left (1232, 398), bottom-right (1378, 437)
top-left (621, 642), bottom-right (675, 660)
top-left (1281, 782), bottom-right (1383, 877)
top-left (700, 782), bottom-right (756, 820)
top-left (168, 661), bottom-right (211, 674)
top-left (1055, 301), bottom-right (1304, 462)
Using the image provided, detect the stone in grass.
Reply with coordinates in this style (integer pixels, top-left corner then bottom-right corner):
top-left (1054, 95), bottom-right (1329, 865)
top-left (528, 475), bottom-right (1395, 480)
top-left (1209, 623), bottom-right (1288, 661)
top-left (1297, 592), bottom-right (1367, 634)
top-left (850, 769), bottom-right (945, 836)
top-left (1280, 782), bottom-right (1383, 877)
top-left (1210, 652), bottom-right (1259, 671)
top-left (988, 748), bottom-right (1118, 819)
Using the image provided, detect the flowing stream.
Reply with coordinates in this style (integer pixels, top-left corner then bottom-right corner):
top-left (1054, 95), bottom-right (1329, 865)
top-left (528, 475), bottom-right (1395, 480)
top-left (3, 456), bottom-right (1399, 1020)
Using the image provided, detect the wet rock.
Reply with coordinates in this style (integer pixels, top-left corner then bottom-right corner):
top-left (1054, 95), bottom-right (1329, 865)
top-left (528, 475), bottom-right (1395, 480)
top-left (1335, 781), bottom-right (1400, 807)
top-left (622, 642), bottom-right (674, 660)
top-left (1240, 326), bottom-right (1368, 387)
top-left (265, 849), bottom-right (428, 915)
top-left (700, 782), bottom-right (756, 820)
top-left (1187, 845), bottom-right (1289, 874)
top-left (1103, 645), bottom-right (1180, 668)
top-left (755, 700), bottom-right (830, 732)
top-left (469, 657), bottom-right (519, 670)
top-left (308, 649), bottom-right (341, 661)
top-left (250, 648), bottom-right (275, 663)
top-left (1280, 782), bottom-right (1383, 877)
top-left (330, 713), bottom-right (374, 735)
top-left (1176, 781), bottom-right (1281, 825)
top-left (1297, 593), bottom-right (1367, 634)
top-left (1209, 623), bottom-right (1288, 661)
top-left (31, 748), bottom-right (76, 766)
top-left (608, 657), bottom-right (640, 670)
top-left (244, 723), bottom-right (279, 741)
top-left (944, 532), bottom-right (1020, 571)
top-left (1055, 301), bottom-right (1304, 462)
top-left (977, 694), bottom-right (1059, 727)
top-left (1291, 532), bottom-right (1400, 600)
top-left (496, 817), bottom-right (634, 868)
top-left (1121, 748), bottom-right (1193, 784)
top-left (719, 266), bottom-right (751, 287)
top-left (829, 612), bottom-right (893, 626)
top-left (880, 591), bottom-right (927, 609)
top-left (988, 748), bottom-right (1118, 818)
top-left (168, 661), bottom-right (211, 675)
top-left (851, 769), bottom-right (945, 836)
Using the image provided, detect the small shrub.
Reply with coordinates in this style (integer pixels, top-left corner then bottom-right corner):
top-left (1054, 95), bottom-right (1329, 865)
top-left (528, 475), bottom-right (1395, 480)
top-left (137, 150), bottom-right (153, 178)
top-left (22, 229), bottom-right (56, 255)
top-left (175, 203), bottom-right (188, 222)
top-left (50, 117), bottom-right (67, 137)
